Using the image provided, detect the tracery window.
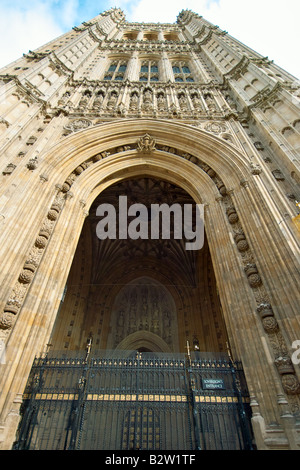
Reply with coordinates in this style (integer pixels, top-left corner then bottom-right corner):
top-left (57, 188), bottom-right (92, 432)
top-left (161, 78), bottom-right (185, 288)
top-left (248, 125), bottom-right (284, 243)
top-left (139, 61), bottom-right (159, 82)
top-left (172, 62), bottom-right (194, 82)
top-left (103, 60), bottom-right (127, 81)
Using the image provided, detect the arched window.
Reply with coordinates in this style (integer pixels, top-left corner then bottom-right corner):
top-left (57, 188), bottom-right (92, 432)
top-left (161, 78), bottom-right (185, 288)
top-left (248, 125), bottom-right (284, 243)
top-left (172, 62), bottom-right (194, 82)
top-left (103, 60), bottom-right (127, 81)
top-left (139, 61), bottom-right (160, 82)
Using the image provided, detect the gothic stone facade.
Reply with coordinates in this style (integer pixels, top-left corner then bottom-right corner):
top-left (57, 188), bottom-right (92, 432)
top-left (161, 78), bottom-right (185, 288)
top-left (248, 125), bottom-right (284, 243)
top-left (0, 8), bottom-right (299, 450)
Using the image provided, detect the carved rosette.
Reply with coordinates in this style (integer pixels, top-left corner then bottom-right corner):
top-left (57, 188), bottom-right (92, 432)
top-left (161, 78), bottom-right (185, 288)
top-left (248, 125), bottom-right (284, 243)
top-left (0, 312), bottom-right (14, 330)
top-left (244, 263), bottom-right (262, 287)
top-left (281, 374), bottom-right (300, 395)
top-left (256, 303), bottom-right (278, 333)
top-left (234, 232), bottom-right (249, 252)
top-left (226, 207), bottom-right (239, 224)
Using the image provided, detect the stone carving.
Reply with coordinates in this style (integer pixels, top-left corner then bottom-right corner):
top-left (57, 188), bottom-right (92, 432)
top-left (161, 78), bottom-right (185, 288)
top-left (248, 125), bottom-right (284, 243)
top-left (64, 119), bottom-right (93, 133)
top-left (93, 91), bottom-right (104, 108)
top-left (191, 93), bottom-right (203, 112)
top-left (205, 121), bottom-right (227, 134)
top-left (156, 92), bottom-right (167, 111)
top-left (257, 302), bottom-right (274, 319)
top-left (226, 207), bottom-right (239, 224)
top-left (275, 356), bottom-right (295, 375)
top-left (106, 91), bottom-right (118, 110)
top-left (0, 312), bottom-right (14, 330)
top-left (216, 181), bottom-right (227, 196)
top-left (137, 134), bottom-right (156, 153)
top-left (281, 374), bottom-right (300, 395)
top-left (244, 263), bottom-right (262, 287)
top-left (142, 88), bottom-right (153, 111)
top-left (2, 163), bottom-right (16, 175)
top-left (262, 316), bottom-right (279, 333)
top-left (234, 232), bottom-right (249, 252)
top-left (178, 93), bottom-right (188, 111)
top-left (272, 169), bottom-right (285, 181)
top-left (129, 91), bottom-right (139, 110)
top-left (250, 162), bottom-right (262, 175)
top-left (1, 192), bottom-right (65, 337)
top-left (26, 157), bottom-right (39, 170)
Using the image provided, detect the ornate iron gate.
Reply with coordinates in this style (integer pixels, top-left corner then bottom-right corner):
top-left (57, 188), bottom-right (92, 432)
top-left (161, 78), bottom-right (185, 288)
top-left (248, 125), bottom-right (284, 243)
top-left (14, 349), bottom-right (253, 450)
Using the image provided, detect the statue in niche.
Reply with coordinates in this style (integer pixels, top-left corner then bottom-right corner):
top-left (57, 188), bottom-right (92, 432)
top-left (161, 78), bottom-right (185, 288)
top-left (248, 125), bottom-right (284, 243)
top-left (106, 91), bottom-right (118, 110)
top-left (78, 91), bottom-right (91, 108)
top-left (157, 92), bottom-right (166, 111)
top-left (178, 93), bottom-right (188, 111)
top-left (142, 88), bottom-right (153, 111)
top-left (58, 91), bottom-right (71, 107)
top-left (191, 93), bottom-right (203, 111)
top-left (93, 91), bottom-right (104, 108)
top-left (204, 92), bottom-right (217, 112)
top-left (225, 94), bottom-right (237, 110)
top-left (129, 92), bottom-right (139, 110)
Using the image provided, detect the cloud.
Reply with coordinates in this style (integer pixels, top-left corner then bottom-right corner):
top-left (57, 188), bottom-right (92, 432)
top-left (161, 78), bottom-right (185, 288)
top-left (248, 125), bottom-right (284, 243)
top-left (0, 2), bottom-right (61, 67)
top-left (0, 0), bottom-right (82, 68)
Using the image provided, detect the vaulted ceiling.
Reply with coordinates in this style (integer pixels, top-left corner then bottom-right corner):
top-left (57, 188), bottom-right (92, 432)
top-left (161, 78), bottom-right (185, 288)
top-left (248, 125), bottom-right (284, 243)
top-left (87, 177), bottom-right (201, 287)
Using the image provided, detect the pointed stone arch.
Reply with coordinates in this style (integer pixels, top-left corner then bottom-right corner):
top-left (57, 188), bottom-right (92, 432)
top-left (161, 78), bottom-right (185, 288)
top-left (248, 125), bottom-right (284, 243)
top-left (115, 331), bottom-right (172, 353)
top-left (0, 119), bottom-right (299, 449)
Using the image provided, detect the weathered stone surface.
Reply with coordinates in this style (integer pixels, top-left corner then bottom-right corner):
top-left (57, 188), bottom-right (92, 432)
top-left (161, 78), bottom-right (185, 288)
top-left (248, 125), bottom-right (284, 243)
top-left (0, 7), bottom-right (299, 451)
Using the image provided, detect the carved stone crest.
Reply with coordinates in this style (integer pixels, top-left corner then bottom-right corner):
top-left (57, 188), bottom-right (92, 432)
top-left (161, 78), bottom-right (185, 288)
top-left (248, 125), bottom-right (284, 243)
top-left (64, 119), bottom-right (93, 134)
top-left (136, 134), bottom-right (156, 153)
top-left (204, 121), bottom-right (226, 134)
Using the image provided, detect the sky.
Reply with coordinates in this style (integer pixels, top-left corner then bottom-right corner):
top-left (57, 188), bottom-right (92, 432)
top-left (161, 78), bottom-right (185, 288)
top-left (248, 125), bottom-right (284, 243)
top-left (0, 0), bottom-right (299, 79)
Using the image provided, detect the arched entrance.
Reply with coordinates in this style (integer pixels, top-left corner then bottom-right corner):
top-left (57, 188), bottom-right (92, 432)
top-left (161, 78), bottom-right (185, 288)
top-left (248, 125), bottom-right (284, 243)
top-left (49, 176), bottom-right (228, 355)
top-left (1, 119), bottom-right (299, 449)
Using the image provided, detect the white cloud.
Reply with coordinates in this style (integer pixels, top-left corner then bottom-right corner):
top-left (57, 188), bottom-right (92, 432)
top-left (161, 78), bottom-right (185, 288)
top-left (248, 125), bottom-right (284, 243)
top-left (0, 0), bottom-right (80, 68)
top-left (0, 3), bottom-right (62, 68)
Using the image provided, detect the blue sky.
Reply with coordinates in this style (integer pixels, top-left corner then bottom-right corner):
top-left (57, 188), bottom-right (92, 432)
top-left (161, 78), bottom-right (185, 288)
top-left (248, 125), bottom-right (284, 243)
top-left (0, 0), bottom-right (299, 79)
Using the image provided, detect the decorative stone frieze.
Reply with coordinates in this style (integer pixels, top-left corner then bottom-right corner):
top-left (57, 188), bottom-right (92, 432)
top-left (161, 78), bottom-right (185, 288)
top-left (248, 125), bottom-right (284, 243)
top-left (0, 192), bottom-right (65, 339)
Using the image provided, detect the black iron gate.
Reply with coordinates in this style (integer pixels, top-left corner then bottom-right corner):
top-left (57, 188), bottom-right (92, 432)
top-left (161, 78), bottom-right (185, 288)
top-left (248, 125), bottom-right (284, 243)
top-left (14, 349), bottom-right (253, 450)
